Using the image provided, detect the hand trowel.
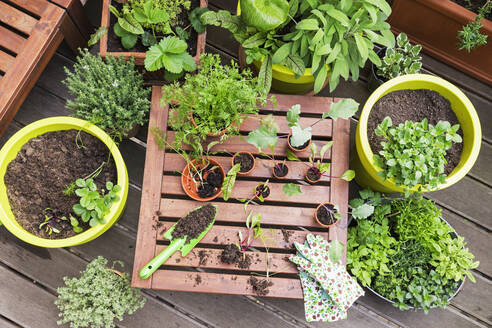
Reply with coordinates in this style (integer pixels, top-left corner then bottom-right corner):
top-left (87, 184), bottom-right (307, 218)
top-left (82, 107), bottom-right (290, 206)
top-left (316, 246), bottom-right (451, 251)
top-left (139, 204), bottom-right (217, 279)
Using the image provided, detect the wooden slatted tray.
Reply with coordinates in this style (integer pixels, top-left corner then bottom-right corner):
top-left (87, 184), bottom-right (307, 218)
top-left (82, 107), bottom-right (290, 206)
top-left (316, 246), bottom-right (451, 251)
top-left (132, 86), bottom-right (350, 298)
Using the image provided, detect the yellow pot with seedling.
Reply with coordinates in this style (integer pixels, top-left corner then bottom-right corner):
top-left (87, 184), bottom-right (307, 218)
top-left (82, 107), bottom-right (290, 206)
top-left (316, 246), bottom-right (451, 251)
top-left (352, 74), bottom-right (481, 193)
top-left (0, 117), bottom-right (128, 247)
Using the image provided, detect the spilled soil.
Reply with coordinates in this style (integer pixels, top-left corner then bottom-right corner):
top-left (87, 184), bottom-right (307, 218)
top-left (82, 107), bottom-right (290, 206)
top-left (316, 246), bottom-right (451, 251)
top-left (248, 277), bottom-right (273, 296)
top-left (220, 244), bottom-right (252, 269)
top-left (171, 204), bottom-right (216, 239)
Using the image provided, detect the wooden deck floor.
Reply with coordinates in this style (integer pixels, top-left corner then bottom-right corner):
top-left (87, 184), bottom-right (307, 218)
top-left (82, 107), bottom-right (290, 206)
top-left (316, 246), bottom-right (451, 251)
top-left (0, 1), bottom-right (491, 327)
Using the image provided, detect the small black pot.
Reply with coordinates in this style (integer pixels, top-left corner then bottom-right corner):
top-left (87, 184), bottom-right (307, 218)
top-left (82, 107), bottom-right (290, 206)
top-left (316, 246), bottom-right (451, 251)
top-left (368, 47), bottom-right (388, 93)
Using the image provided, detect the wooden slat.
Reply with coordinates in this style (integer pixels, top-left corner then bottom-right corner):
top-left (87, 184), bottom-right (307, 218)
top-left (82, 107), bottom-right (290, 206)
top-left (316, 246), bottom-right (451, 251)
top-left (9, 0), bottom-right (49, 16)
top-left (0, 2), bottom-right (38, 35)
top-left (131, 86), bottom-right (169, 289)
top-left (157, 246), bottom-right (298, 274)
top-left (165, 131), bottom-right (326, 159)
top-left (161, 175), bottom-right (330, 204)
top-left (469, 141), bottom-right (492, 185)
top-left (163, 153), bottom-right (332, 182)
top-left (265, 94), bottom-right (335, 114)
top-left (0, 26), bottom-right (26, 54)
top-left (160, 198), bottom-right (322, 227)
top-left (239, 114), bottom-right (332, 136)
top-left (0, 50), bottom-right (15, 73)
top-left (152, 270), bottom-right (303, 298)
top-left (329, 101), bottom-right (351, 265)
top-left (157, 222), bottom-right (311, 249)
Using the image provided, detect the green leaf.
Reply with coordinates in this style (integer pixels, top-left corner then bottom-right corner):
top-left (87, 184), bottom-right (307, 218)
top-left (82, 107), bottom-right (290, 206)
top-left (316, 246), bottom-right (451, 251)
top-left (281, 54), bottom-right (305, 77)
top-left (320, 141), bottom-right (333, 160)
top-left (286, 149), bottom-right (300, 161)
top-left (75, 179), bottom-right (86, 187)
top-left (222, 164), bottom-right (241, 201)
top-left (322, 98), bottom-right (359, 120)
top-left (314, 65), bottom-right (328, 94)
top-left (189, 7), bottom-right (209, 33)
top-left (272, 43), bottom-right (291, 64)
top-left (319, 4), bottom-right (349, 26)
top-left (141, 31), bottom-right (157, 47)
top-left (73, 204), bottom-right (85, 215)
top-left (329, 240), bottom-right (344, 263)
top-left (257, 55), bottom-right (272, 96)
top-left (246, 125), bottom-right (277, 150)
top-left (340, 169), bottom-right (355, 181)
top-left (286, 104), bottom-right (301, 126)
top-left (240, 0), bottom-right (289, 32)
top-left (282, 183), bottom-right (302, 196)
top-left (354, 34), bottom-right (369, 62)
top-left (296, 19), bottom-right (319, 30)
top-left (88, 26), bottom-right (108, 46)
top-left (243, 32), bottom-right (267, 48)
top-left (121, 34), bottom-right (138, 49)
top-left (351, 204), bottom-right (374, 219)
top-left (118, 15), bottom-right (144, 35)
top-left (290, 125), bottom-right (312, 148)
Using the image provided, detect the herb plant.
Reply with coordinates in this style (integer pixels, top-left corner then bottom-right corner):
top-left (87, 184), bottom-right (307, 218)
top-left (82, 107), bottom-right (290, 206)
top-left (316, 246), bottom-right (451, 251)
top-left (201, 0), bottom-right (395, 94)
top-left (55, 256), bottom-right (146, 328)
top-left (39, 208), bottom-right (82, 235)
top-left (286, 99), bottom-right (359, 148)
top-left (457, 0), bottom-right (492, 52)
top-left (73, 178), bottom-right (121, 227)
top-left (347, 191), bottom-right (478, 313)
top-left (63, 50), bottom-right (150, 140)
top-left (164, 53), bottom-right (269, 155)
top-left (373, 117), bottom-right (462, 192)
top-left (377, 33), bottom-right (422, 80)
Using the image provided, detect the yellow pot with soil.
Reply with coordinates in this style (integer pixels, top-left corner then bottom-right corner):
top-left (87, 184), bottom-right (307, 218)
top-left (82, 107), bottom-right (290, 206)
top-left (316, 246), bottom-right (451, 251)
top-left (0, 117), bottom-right (129, 247)
top-left (351, 74), bottom-right (481, 193)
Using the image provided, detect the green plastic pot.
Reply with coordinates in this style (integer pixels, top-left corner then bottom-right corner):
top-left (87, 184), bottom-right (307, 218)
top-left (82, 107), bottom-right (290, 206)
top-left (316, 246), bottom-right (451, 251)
top-left (352, 74), bottom-right (481, 193)
top-left (237, 1), bottom-right (329, 94)
top-left (0, 117), bottom-right (129, 247)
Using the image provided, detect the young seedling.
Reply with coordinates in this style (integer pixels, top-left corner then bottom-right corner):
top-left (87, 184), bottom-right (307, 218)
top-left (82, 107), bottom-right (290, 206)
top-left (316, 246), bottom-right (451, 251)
top-left (246, 115), bottom-right (288, 178)
top-left (286, 99), bottom-right (360, 149)
top-left (63, 161), bottom-right (107, 196)
top-left (237, 180), bottom-right (270, 213)
top-left (315, 203), bottom-right (342, 227)
top-left (39, 209), bottom-right (83, 235)
top-left (288, 142), bottom-right (355, 183)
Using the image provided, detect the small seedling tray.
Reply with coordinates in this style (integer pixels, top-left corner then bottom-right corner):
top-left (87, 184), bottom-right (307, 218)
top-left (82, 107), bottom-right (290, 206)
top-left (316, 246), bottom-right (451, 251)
top-left (132, 86), bottom-right (350, 298)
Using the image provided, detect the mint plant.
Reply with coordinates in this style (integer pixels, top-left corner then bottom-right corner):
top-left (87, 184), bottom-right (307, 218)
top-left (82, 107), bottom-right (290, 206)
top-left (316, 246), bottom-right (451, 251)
top-left (286, 99), bottom-right (359, 148)
top-left (377, 33), bottom-right (422, 80)
top-left (373, 117), bottom-right (462, 192)
top-left (55, 256), bottom-right (146, 328)
top-left (457, 0), bottom-right (492, 52)
top-left (73, 179), bottom-right (121, 227)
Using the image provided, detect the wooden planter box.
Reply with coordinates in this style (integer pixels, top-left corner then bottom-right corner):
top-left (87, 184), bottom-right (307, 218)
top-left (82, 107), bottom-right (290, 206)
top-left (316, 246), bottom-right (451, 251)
top-left (131, 86), bottom-right (351, 297)
top-left (99, 0), bottom-right (207, 66)
top-left (388, 0), bottom-right (492, 86)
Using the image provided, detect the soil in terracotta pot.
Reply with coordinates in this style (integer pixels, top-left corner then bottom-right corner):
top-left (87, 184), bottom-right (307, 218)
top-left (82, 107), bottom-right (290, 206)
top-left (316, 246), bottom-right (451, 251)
top-left (273, 163), bottom-right (288, 177)
top-left (452, 0), bottom-right (492, 19)
top-left (289, 136), bottom-right (310, 150)
top-left (306, 167), bottom-right (321, 182)
top-left (255, 184), bottom-right (270, 199)
top-left (171, 204), bottom-right (215, 239)
top-left (248, 276), bottom-right (273, 296)
top-left (233, 153), bottom-right (254, 172)
top-left (195, 166), bottom-right (224, 198)
top-left (107, 0), bottom-right (199, 55)
top-left (316, 204), bottom-right (338, 226)
top-left (220, 244), bottom-right (252, 269)
top-left (4, 130), bottom-right (116, 239)
top-left (367, 89), bottom-right (463, 175)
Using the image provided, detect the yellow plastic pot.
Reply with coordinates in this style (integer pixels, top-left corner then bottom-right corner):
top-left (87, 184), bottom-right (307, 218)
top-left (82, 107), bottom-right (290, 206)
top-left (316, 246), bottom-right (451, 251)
top-left (237, 1), bottom-right (329, 94)
top-left (0, 117), bottom-right (129, 247)
top-left (352, 74), bottom-right (481, 193)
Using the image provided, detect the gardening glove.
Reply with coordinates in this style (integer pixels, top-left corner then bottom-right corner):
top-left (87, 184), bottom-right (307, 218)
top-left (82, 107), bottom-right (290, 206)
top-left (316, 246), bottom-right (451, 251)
top-left (289, 234), bottom-right (364, 322)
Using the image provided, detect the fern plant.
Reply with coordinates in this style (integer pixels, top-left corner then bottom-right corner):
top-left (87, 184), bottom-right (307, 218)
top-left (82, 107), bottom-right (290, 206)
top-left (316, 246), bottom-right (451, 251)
top-left (377, 33), bottom-right (422, 80)
top-left (55, 256), bottom-right (146, 328)
top-left (63, 49), bottom-right (150, 140)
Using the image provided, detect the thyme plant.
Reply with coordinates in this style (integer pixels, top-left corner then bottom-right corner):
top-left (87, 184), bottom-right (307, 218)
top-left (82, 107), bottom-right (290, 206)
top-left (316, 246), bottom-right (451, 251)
top-left (457, 0), bottom-right (492, 52)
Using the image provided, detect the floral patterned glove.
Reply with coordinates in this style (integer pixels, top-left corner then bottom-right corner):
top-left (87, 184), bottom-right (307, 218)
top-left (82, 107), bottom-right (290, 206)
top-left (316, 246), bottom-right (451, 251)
top-left (290, 234), bottom-right (364, 322)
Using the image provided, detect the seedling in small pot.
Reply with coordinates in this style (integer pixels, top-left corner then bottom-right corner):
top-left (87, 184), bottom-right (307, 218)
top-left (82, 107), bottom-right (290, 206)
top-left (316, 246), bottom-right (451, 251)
top-left (288, 142), bottom-right (355, 184)
top-left (232, 151), bottom-right (255, 175)
top-left (315, 203), bottom-right (341, 228)
top-left (246, 115), bottom-right (288, 178)
top-left (237, 180), bottom-right (271, 213)
top-left (286, 100), bottom-right (360, 150)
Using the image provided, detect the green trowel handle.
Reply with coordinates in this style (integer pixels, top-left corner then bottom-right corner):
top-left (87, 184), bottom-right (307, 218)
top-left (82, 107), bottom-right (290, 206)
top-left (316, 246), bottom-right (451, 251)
top-left (139, 237), bottom-right (186, 279)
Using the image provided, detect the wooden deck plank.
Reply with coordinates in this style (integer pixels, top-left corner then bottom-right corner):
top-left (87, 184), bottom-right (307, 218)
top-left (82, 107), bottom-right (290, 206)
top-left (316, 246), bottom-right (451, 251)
top-left (0, 50), bottom-right (15, 73)
top-left (9, 0), bottom-right (50, 16)
top-left (160, 198), bottom-right (321, 227)
top-left (161, 175), bottom-right (331, 205)
top-left (0, 26), bottom-right (26, 54)
top-left (0, 2), bottom-right (38, 35)
top-left (0, 316), bottom-right (21, 328)
top-left (469, 141), bottom-right (492, 185)
top-left (427, 177), bottom-right (492, 230)
top-left (451, 274), bottom-right (492, 326)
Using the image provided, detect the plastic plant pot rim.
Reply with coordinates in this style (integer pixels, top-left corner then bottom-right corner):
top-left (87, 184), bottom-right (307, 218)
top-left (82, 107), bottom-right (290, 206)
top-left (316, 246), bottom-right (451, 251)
top-left (0, 117), bottom-right (129, 248)
top-left (356, 73), bottom-right (482, 193)
top-left (236, 0), bottom-right (329, 84)
top-left (364, 215), bottom-right (465, 309)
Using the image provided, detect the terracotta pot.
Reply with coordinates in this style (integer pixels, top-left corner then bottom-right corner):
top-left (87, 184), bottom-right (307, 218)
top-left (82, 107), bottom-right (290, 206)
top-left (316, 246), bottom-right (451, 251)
top-left (287, 133), bottom-right (311, 152)
top-left (254, 183), bottom-right (270, 201)
top-left (99, 0), bottom-right (208, 66)
top-left (314, 203), bottom-right (339, 228)
top-left (305, 167), bottom-right (321, 184)
top-left (123, 123), bottom-right (140, 139)
top-left (272, 163), bottom-right (289, 179)
top-left (231, 151), bottom-right (255, 175)
top-left (388, 0), bottom-right (492, 85)
top-left (181, 158), bottom-right (225, 201)
top-left (190, 111), bottom-right (231, 137)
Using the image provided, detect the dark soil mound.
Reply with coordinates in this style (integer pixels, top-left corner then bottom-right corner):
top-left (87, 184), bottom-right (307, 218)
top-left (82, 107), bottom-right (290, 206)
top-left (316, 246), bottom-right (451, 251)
top-left (172, 204), bottom-right (216, 240)
top-left (233, 153), bottom-right (254, 172)
top-left (248, 277), bottom-right (273, 296)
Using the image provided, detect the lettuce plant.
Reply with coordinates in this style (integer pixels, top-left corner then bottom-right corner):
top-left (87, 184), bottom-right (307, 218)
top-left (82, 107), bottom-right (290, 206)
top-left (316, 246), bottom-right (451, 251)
top-left (55, 256), bottom-right (145, 328)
